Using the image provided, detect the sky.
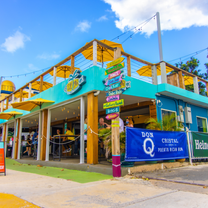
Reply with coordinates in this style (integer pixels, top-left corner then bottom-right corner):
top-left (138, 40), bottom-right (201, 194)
top-left (0, 0), bottom-right (208, 89)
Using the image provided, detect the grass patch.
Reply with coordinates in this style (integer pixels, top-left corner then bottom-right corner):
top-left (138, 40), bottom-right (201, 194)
top-left (6, 158), bottom-right (113, 183)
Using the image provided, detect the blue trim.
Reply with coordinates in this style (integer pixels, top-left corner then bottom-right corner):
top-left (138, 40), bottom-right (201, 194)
top-left (112, 155), bottom-right (120, 156)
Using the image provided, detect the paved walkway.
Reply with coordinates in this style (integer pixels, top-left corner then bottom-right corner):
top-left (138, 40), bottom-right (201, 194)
top-left (1, 168), bottom-right (208, 207)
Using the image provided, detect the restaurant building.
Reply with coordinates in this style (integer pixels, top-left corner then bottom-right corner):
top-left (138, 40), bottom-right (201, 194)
top-left (0, 39), bottom-right (208, 166)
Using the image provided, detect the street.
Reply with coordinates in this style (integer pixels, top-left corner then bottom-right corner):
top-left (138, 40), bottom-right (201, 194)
top-left (1, 165), bottom-right (208, 207)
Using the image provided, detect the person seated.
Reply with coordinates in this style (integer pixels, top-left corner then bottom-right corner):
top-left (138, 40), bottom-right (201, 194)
top-left (125, 117), bottom-right (134, 128)
top-left (23, 135), bottom-right (31, 156)
top-left (63, 128), bottom-right (74, 153)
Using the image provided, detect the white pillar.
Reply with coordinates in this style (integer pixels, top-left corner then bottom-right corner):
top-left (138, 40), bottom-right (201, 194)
top-left (37, 111), bottom-right (42, 160)
top-left (28, 83), bottom-right (32, 98)
top-left (53, 67), bottom-right (57, 86)
top-left (12, 120), bottom-right (17, 159)
top-left (193, 76), bottom-right (199, 94)
top-left (45, 109), bottom-right (51, 161)
top-left (156, 12), bottom-right (163, 62)
top-left (151, 65), bottom-right (158, 85)
top-left (80, 96), bottom-right (85, 164)
top-left (17, 119), bottom-right (22, 159)
top-left (160, 62), bottom-right (167, 84)
top-left (12, 94), bottom-right (15, 103)
top-left (93, 41), bottom-right (97, 66)
top-left (1, 102), bottom-right (3, 112)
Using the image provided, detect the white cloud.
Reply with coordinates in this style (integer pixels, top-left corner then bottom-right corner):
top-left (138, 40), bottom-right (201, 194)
top-left (97, 15), bottom-right (108, 21)
top-left (75, 20), bottom-right (91, 32)
top-left (104, 0), bottom-right (208, 36)
top-left (1, 31), bottom-right (30, 52)
top-left (37, 53), bottom-right (60, 60)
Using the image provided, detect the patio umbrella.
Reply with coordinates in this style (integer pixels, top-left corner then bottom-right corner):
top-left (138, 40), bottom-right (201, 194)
top-left (11, 98), bottom-right (54, 111)
top-left (81, 39), bottom-right (124, 67)
top-left (49, 65), bottom-right (80, 79)
top-left (31, 81), bottom-right (53, 91)
top-left (0, 111), bottom-right (23, 120)
top-left (183, 76), bottom-right (197, 85)
top-left (14, 91), bottom-right (34, 98)
top-left (136, 65), bottom-right (173, 77)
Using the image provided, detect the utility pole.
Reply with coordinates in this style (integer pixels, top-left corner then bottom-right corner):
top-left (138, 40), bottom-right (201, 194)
top-left (156, 12), bottom-right (163, 62)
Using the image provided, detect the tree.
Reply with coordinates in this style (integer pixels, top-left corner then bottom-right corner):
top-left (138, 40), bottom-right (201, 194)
top-left (175, 57), bottom-right (208, 96)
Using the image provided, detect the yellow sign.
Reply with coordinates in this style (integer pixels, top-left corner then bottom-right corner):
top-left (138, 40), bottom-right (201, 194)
top-left (103, 99), bottom-right (124, 109)
top-left (106, 57), bottom-right (125, 69)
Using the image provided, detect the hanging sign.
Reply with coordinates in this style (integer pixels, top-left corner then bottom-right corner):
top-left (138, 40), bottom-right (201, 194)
top-left (106, 107), bottom-right (120, 114)
top-left (104, 82), bottom-right (121, 91)
top-left (105, 62), bottom-right (125, 75)
top-left (64, 70), bottom-right (86, 95)
top-left (108, 70), bottom-right (123, 80)
top-left (103, 99), bottom-right (124, 109)
top-left (106, 95), bottom-right (120, 102)
top-left (104, 74), bottom-right (123, 86)
top-left (106, 113), bottom-right (119, 120)
top-left (0, 142), bottom-right (6, 175)
top-left (106, 89), bottom-right (125, 97)
top-left (120, 80), bottom-right (131, 89)
top-left (106, 57), bottom-right (125, 69)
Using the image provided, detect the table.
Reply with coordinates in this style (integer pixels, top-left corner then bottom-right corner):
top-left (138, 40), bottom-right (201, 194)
top-left (52, 134), bottom-right (79, 161)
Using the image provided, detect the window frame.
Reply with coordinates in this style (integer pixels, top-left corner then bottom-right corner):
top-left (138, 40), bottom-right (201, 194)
top-left (196, 116), bottom-right (208, 133)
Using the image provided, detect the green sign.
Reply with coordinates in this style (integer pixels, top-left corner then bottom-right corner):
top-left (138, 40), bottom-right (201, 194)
top-left (105, 62), bottom-right (125, 75)
top-left (192, 132), bottom-right (208, 158)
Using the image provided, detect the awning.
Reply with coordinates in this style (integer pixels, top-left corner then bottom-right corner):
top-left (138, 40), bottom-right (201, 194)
top-left (14, 91), bottom-right (35, 98)
top-left (11, 98), bottom-right (54, 111)
top-left (0, 111), bottom-right (23, 120)
top-left (137, 65), bottom-right (173, 77)
top-left (183, 76), bottom-right (199, 85)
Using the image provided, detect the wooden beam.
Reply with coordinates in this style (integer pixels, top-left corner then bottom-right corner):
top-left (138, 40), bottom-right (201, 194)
top-left (71, 55), bottom-right (75, 73)
top-left (6, 97), bottom-right (9, 109)
top-left (149, 104), bottom-right (157, 119)
top-left (40, 75), bottom-right (43, 93)
top-left (19, 88), bottom-right (23, 102)
top-left (178, 71), bottom-right (185, 89)
top-left (206, 83), bottom-right (208, 96)
top-left (14, 118), bottom-right (20, 159)
top-left (40, 109), bottom-right (48, 160)
top-left (87, 92), bottom-right (98, 164)
top-left (127, 56), bottom-right (131, 77)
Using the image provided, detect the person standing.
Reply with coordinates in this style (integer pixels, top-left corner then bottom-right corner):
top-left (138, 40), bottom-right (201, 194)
top-left (63, 128), bottom-right (74, 153)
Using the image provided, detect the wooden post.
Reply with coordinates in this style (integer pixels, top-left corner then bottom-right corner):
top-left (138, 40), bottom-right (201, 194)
top-left (2, 124), bottom-right (7, 142)
top-left (112, 47), bottom-right (121, 177)
top-left (149, 104), bottom-right (157, 119)
top-left (71, 55), bottom-right (75, 73)
top-left (6, 97), bottom-right (9, 109)
top-left (87, 92), bottom-right (98, 164)
top-left (178, 71), bottom-right (185, 89)
top-left (20, 89), bottom-right (23, 102)
top-left (127, 56), bottom-right (131, 77)
top-left (40, 75), bottom-right (43, 93)
top-left (14, 118), bottom-right (20, 159)
top-left (40, 109), bottom-right (48, 160)
top-left (206, 83), bottom-right (208, 96)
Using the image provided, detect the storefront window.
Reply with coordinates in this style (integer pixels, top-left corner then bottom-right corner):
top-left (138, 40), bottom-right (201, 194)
top-left (197, 117), bottom-right (207, 132)
top-left (161, 110), bottom-right (176, 120)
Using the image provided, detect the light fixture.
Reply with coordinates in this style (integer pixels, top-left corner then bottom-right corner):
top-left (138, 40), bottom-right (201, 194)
top-left (66, 117), bottom-right (67, 120)
top-left (64, 107), bottom-right (65, 110)
top-left (73, 112), bottom-right (75, 114)
top-left (35, 119), bottom-right (36, 121)
top-left (78, 106), bottom-right (80, 109)
top-left (67, 111), bottom-right (69, 113)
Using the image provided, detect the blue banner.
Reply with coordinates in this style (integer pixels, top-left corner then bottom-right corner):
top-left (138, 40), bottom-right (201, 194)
top-left (125, 127), bottom-right (188, 161)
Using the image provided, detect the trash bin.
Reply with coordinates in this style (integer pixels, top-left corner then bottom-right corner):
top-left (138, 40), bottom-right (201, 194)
top-left (6, 146), bottom-right (12, 157)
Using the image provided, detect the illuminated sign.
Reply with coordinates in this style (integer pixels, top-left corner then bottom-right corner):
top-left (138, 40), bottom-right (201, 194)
top-left (106, 57), bottom-right (125, 69)
top-left (105, 62), bottom-right (125, 75)
top-left (106, 113), bottom-right (119, 120)
top-left (103, 99), bottom-right (124, 109)
top-left (106, 107), bottom-right (120, 114)
top-left (64, 70), bottom-right (86, 95)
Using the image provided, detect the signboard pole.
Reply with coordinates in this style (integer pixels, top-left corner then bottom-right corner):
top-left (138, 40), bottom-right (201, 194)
top-left (112, 48), bottom-right (121, 177)
top-left (186, 131), bottom-right (193, 165)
